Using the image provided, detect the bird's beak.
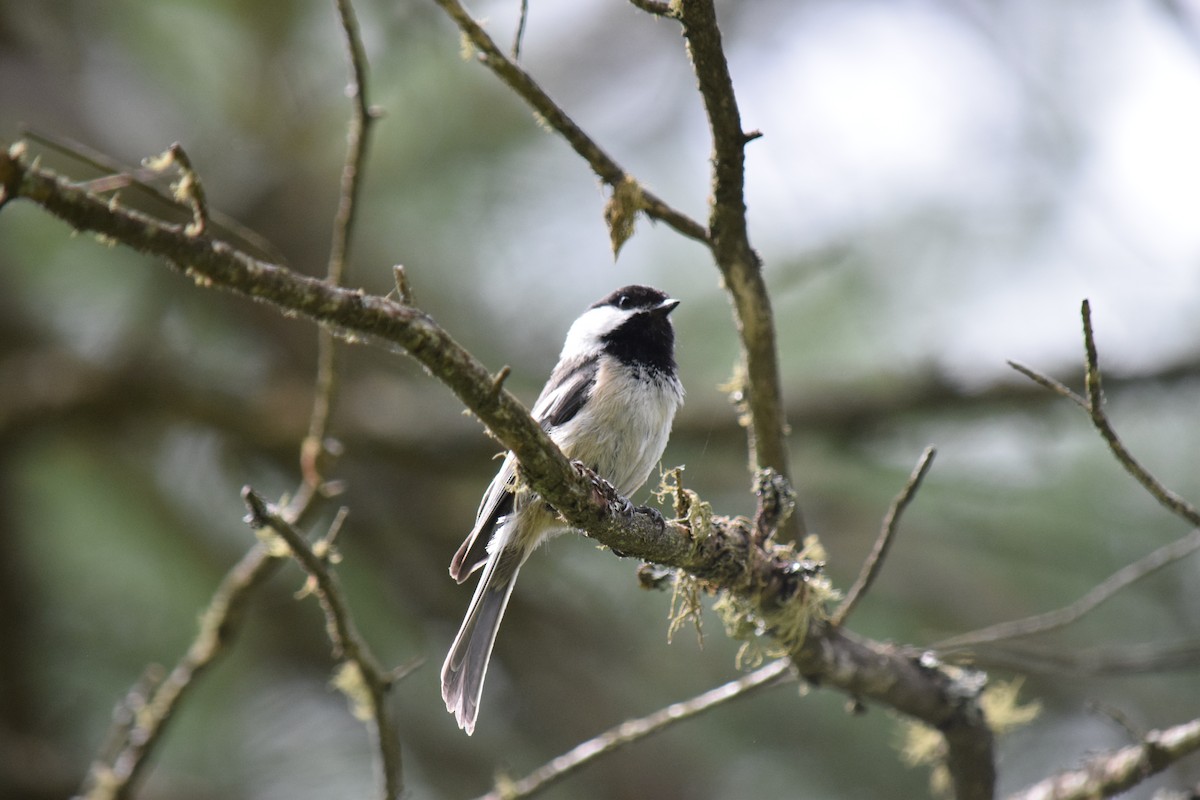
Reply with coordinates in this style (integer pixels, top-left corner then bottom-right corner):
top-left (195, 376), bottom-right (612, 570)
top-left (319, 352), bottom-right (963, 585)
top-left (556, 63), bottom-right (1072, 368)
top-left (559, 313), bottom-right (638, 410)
top-left (654, 298), bottom-right (680, 315)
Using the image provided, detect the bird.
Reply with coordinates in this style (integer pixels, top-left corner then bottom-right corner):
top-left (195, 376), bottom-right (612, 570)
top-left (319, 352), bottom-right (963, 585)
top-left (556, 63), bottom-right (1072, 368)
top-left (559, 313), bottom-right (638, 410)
top-left (441, 284), bottom-right (684, 735)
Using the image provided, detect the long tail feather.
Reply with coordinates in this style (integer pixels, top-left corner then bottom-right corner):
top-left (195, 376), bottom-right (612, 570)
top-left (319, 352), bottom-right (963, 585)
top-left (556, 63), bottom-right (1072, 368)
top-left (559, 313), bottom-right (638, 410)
top-left (441, 548), bottom-right (523, 735)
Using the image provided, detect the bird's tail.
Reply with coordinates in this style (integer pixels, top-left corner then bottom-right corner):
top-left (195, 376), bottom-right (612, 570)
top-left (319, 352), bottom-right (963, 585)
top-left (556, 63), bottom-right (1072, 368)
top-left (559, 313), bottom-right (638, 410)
top-left (441, 547), bottom-right (523, 735)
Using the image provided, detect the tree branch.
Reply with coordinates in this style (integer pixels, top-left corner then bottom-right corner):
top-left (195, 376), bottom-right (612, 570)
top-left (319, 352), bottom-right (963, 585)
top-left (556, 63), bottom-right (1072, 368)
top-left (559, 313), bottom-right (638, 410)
top-left (677, 0), bottom-right (798, 535)
top-left (934, 528), bottom-right (1200, 653)
top-left (79, 543), bottom-right (284, 800)
top-left (937, 302), bottom-right (1200, 653)
top-left (833, 446), bottom-right (937, 626)
top-left (1078, 299), bottom-right (1200, 527)
top-left (1006, 717), bottom-right (1200, 800)
top-left (242, 489), bottom-right (403, 799)
top-left (956, 638), bottom-right (1200, 678)
top-left (478, 659), bottom-right (794, 800)
top-left (432, 0), bottom-right (801, 539)
top-left (74, 7), bottom-right (388, 791)
top-left (1, 146), bottom-right (995, 800)
top-left (301, 0), bottom-right (380, 493)
top-left (429, 0), bottom-right (709, 245)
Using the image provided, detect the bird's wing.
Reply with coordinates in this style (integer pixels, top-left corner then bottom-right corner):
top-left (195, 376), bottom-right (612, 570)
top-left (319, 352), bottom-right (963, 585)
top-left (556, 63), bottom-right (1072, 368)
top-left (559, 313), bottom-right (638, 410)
top-left (449, 355), bottom-right (598, 582)
top-left (530, 354), bottom-right (599, 429)
top-left (450, 454), bottom-right (517, 583)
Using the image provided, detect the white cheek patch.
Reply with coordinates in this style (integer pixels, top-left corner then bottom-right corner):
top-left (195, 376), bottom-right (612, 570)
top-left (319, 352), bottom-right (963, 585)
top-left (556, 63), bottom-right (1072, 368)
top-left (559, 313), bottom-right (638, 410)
top-left (560, 306), bottom-right (627, 358)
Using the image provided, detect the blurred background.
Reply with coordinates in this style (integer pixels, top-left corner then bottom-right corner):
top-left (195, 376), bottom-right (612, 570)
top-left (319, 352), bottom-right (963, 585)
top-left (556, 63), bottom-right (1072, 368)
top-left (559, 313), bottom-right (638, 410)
top-left (3, 0), bottom-right (1200, 797)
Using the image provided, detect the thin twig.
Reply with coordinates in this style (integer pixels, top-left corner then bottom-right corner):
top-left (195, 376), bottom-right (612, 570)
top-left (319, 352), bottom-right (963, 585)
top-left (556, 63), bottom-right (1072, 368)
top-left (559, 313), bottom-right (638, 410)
top-left (1006, 360), bottom-right (1088, 411)
top-left (952, 638), bottom-right (1200, 677)
top-left (142, 143), bottom-right (210, 236)
top-left (959, 304), bottom-right (1200, 652)
top-left (1006, 717), bottom-right (1200, 800)
top-left (477, 659), bottom-right (794, 800)
top-left (833, 447), bottom-right (937, 627)
top-left (80, 543), bottom-right (285, 800)
top-left (78, 448), bottom-right (344, 800)
top-left (628, 0), bottom-right (676, 16)
top-left (242, 488), bottom-right (403, 799)
top-left (1079, 300), bottom-right (1200, 527)
top-left (934, 527), bottom-right (1200, 652)
top-left (430, 0), bottom-right (709, 245)
top-left (302, 0), bottom-right (380, 492)
top-left (20, 127), bottom-right (290, 265)
top-left (329, 0), bottom-right (374, 289)
top-left (512, 0), bottom-right (530, 60)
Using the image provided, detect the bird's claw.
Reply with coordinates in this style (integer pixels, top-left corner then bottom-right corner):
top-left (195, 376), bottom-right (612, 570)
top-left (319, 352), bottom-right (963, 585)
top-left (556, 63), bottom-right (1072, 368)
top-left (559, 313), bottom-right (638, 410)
top-left (642, 505), bottom-right (665, 527)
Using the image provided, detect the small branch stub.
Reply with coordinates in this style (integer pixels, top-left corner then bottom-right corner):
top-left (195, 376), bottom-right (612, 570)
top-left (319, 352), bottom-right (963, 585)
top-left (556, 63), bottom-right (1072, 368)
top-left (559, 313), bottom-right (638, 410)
top-left (143, 143), bottom-right (210, 237)
top-left (392, 264), bottom-right (414, 305)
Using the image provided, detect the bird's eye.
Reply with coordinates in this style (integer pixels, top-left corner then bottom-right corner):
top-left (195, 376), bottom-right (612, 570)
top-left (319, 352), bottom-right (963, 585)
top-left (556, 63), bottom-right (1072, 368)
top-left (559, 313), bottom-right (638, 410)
top-left (616, 294), bottom-right (631, 309)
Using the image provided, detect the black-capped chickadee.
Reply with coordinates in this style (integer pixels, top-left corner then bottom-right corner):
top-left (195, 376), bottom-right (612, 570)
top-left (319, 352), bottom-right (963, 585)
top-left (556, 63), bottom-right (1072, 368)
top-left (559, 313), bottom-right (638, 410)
top-left (441, 285), bottom-right (684, 734)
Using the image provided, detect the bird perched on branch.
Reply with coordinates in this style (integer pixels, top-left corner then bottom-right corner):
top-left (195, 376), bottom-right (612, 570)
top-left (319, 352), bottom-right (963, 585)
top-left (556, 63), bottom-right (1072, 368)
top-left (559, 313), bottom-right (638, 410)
top-left (441, 284), bottom-right (684, 734)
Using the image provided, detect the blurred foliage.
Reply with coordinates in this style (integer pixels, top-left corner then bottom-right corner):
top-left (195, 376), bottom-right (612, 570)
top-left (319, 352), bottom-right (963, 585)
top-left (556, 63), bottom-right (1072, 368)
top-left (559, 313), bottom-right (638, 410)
top-left (2, 0), bottom-right (1200, 798)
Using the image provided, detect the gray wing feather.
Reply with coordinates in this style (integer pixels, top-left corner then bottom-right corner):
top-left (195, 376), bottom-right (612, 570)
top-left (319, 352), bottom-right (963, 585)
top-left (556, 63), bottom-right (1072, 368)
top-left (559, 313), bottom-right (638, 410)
top-left (531, 355), bottom-right (598, 429)
top-left (449, 355), bottom-right (598, 582)
top-left (450, 456), bottom-right (516, 582)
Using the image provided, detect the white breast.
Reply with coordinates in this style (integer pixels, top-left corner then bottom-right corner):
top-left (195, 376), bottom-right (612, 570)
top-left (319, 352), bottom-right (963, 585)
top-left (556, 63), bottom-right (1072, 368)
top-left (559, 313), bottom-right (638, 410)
top-left (551, 359), bottom-right (684, 497)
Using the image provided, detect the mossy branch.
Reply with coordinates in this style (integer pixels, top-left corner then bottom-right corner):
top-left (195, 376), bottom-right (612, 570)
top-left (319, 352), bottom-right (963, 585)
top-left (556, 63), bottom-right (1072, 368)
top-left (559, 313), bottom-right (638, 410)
top-left (1007, 717), bottom-right (1200, 800)
top-left (1, 144), bottom-right (995, 799)
top-left (431, 0), bottom-right (799, 541)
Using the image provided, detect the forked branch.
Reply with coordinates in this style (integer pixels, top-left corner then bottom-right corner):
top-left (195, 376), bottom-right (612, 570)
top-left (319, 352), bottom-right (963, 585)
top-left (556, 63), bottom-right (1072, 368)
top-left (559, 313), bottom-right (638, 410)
top-left (942, 301), bottom-right (1200, 652)
top-left (477, 659), bottom-right (794, 800)
top-left (242, 489), bottom-right (403, 798)
top-left (0, 146), bottom-right (995, 800)
top-left (430, 0), bottom-right (708, 245)
top-left (431, 0), bottom-right (799, 538)
top-left (1006, 717), bottom-right (1200, 800)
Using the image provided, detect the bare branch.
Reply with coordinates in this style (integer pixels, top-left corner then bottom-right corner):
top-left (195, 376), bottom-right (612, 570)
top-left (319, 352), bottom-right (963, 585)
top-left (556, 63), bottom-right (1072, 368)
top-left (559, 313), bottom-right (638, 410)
top-left (478, 659), bottom-right (794, 800)
top-left (429, 0), bottom-right (709, 245)
top-left (75, 7), bottom-right (385, 793)
top-left (1078, 300), bottom-right (1200, 527)
top-left (794, 629), bottom-right (995, 800)
top-left (21, 127), bottom-right (292, 265)
top-left (954, 638), bottom-right (1200, 678)
top-left (1006, 717), bottom-right (1200, 800)
top-left (301, 0), bottom-right (381, 495)
top-left (2, 147), bottom-right (994, 800)
top-left (833, 446), bottom-right (937, 627)
top-left (941, 304), bottom-right (1200, 675)
top-left (677, 0), bottom-right (798, 536)
top-left (934, 528), bottom-right (1200, 652)
top-left (329, 0), bottom-right (375, 290)
top-left (242, 488), bottom-right (403, 799)
top-left (79, 543), bottom-right (284, 800)
top-left (512, 0), bottom-right (530, 60)
top-left (1006, 360), bottom-right (1088, 411)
